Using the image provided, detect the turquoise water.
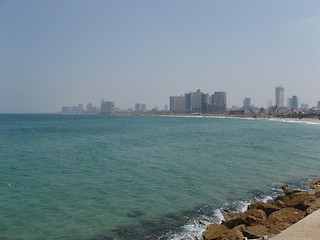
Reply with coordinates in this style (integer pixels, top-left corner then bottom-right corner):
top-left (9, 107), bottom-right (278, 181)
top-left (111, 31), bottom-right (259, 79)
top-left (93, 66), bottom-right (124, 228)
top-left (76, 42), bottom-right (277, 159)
top-left (1, 114), bottom-right (320, 240)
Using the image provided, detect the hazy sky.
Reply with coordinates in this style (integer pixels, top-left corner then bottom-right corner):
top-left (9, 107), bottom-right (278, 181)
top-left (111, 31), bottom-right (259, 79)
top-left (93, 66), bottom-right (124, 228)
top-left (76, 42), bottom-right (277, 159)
top-left (1, 0), bottom-right (320, 113)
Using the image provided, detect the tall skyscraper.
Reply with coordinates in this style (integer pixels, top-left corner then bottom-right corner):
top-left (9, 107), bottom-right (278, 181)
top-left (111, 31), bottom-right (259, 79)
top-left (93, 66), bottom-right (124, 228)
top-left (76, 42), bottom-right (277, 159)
top-left (212, 92), bottom-right (227, 106)
top-left (170, 96), bottom-right (186, 113)
top-left (243, 98), bottom-right (251, 110)
top-left (318, 100), bottom-right (320, 108)
top-left (183, 90), bottom-right (207, 113)
top-left (101, 100), bottom-right (114, 114)
top-left (291, 96), bottom-right (298, 110)
top-left (135, 103), bottom-right (146, 113)
top-left (275, 86), bottom-right (284, 107)
top-left (208, 92), bottom-right (227, 113)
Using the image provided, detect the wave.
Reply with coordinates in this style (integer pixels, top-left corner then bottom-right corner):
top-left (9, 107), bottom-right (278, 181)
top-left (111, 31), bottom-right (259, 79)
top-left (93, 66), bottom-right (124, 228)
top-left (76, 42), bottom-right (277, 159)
top-left (267, 118), bottom-right (320, 126)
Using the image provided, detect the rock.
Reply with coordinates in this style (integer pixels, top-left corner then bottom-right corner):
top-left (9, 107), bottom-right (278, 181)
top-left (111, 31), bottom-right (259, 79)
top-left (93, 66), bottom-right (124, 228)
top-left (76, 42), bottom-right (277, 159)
top-left (202, 224), bottom-right (243, 240)
top-left (266, 207), bottom-right (305, 235)
top-left (199, 220), bottom-right (210, 226)
top-left (273, 192), bottom-right (316, 211)
top-left (223, 209), bottom-right (243, 221)
top-left (308, 178), bottom-right (320, 187)
top-left (273, 195), bottom-right (290, 208)
top-left (247, 201), bottom-right (281, 216)
top-left (222, 209), bottom-right (267, 229)
top-left (241, 225), bottom-right (270, 239)
top-left (283, 193), bottom-right (316, 211)
top-left (281, 184), bottom-right (302, 195)
top-left (281, 184), bottom-right (289, 191)
top-left (306, 198), bottom-right (320, 215)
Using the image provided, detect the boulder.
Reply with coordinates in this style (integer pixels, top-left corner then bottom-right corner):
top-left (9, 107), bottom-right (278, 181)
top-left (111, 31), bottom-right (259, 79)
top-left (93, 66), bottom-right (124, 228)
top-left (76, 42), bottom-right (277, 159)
top-left (283, 193), bottom-right (316, 211)
top-left (306, 198), bottom-right (320, 215)
top-left (308, 178), bottom-right (320, 188)
top-left (202, 224), bottom-right (243, 240)
top-left (199, 219), bottom-right (210, 226)
top-left (266, 207), bottom-right (305, 235)
top-left (247, 201), bottom-right (281, 216)
top-left (273, 195), bottom-right (290, 208)
top-left (281, 184), bottom-right (302, 195)
top-left (241, 224), bottom-right (270, 239)
top-left (273, 192), bottom-right (316, 211)
top-left (222, 209), bottom-right (267, 229)
top-left (223, 209), bottom-right (243, 221)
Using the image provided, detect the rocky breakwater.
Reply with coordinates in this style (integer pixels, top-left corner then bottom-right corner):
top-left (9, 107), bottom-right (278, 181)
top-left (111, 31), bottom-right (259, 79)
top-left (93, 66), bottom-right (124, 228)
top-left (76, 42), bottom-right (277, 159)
top-left (201, 178), bottom-right (320, 240)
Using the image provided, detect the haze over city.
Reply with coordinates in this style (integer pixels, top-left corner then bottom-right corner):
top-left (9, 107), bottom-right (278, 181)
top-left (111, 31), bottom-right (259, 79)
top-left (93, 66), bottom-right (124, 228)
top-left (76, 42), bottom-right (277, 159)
top-left (1, 0), bottom-right (320, 113)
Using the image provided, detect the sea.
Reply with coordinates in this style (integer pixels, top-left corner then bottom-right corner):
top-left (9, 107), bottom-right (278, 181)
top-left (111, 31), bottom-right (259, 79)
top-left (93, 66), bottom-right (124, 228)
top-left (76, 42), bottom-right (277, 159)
top-left (1, 114), bottom-right (320, 240)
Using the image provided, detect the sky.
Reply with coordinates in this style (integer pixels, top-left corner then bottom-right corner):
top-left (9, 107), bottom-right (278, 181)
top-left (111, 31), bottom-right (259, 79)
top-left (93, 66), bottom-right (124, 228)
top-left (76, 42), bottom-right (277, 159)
top-left (1, 0), bottom-right (320, 113)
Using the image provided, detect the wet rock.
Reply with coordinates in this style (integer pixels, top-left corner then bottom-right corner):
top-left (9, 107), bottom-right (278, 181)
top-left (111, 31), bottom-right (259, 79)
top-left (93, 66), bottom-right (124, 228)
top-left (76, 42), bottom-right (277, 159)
top-left (266, 207), bottom-right (305, 235)
top-left (222, 209), bottom-right (267, 229)
top-left (308, 178), bottom-right (320, 188)
top-left (281, 184), bottom-right (302, 195)
top-left (241, 224), bottom-right (269, 239)
top-left (223, 209), bottom-right (243, 221)
top-left (202, 224), bottom-right (242, 240)
top-left (199, 219), bottom-right (210, 226)
top-left (247, 201), bottom-right (281, 216)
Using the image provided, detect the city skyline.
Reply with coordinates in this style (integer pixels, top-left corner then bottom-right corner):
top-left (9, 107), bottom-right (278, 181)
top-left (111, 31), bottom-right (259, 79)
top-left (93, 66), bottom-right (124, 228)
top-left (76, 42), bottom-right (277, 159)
top-left (1, 1), bottom-right (320, 113)
top-left (60, 84), bottom-right (319, 114)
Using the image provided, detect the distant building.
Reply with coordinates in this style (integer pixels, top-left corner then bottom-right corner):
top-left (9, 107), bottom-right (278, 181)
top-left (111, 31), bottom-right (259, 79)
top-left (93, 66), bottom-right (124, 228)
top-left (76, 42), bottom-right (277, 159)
top-left (275, 86), bottom-right (284, 107)
top-left (208, 92), bottom-right (227, 114)
top-left (301, 103), bottom-right (309, 109)
top-left (61, 106), bottom-right (71, 113)
top-left (87, 103), bottom-right (93, 113)
top-left (135, 103), bottom-right (146, 113)
top-left (78, 104), bottom-right (84, 113)
top-left (71, 106), bottom-right (78, 113)
top-left (243, 98), bottom-right (251, 110)
top-left (291, 96), bottom-right (298, 110)
top-left (170, 95), bottom-right (186, 113)
top-left (101, 100), bottom-right (114, 114)
top-left (231, 105), bottom-right (240, 110)
top-left (190, 89), bottom-right (206, 113)
top-left (287, 96), bottom-right (298, 110)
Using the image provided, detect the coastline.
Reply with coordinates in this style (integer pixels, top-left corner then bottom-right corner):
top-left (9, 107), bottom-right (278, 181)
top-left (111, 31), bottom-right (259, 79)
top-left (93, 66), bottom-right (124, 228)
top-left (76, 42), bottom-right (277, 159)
top-left (200, 178), bottom-right (320, 240)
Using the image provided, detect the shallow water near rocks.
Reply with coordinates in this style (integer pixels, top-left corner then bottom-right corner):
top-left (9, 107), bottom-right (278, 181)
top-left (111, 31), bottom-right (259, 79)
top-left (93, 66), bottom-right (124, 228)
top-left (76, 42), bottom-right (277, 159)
top-left (1, 114), bottom-right (320, 239)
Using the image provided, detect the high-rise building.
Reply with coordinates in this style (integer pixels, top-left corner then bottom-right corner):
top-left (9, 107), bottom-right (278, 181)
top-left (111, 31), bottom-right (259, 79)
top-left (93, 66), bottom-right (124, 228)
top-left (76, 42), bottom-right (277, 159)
top-left (101, 100), bottom-right (114, 114)
top-left (208, 92), bottom-right (227, 113)
top-left (243, 98), bottom-right (251, 110)
top-left (291, 96), bottom-right (298, 110)
top-left (87, 103), bottom-right (94, 113)
top-left (275, 86), bottom-right (284, 107)
top-left (61, 106), bottom-right (71, 113)
top-left (318, 100), bottom-right (320, 108)
top-left (135, 103), bottom-right (146, 113)
top-left (190, 89), bottom-right (204, 113)
top-left (212, 92), bottom-right (227, 106)
top-left (170, 95), bottom-right (186, 113)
